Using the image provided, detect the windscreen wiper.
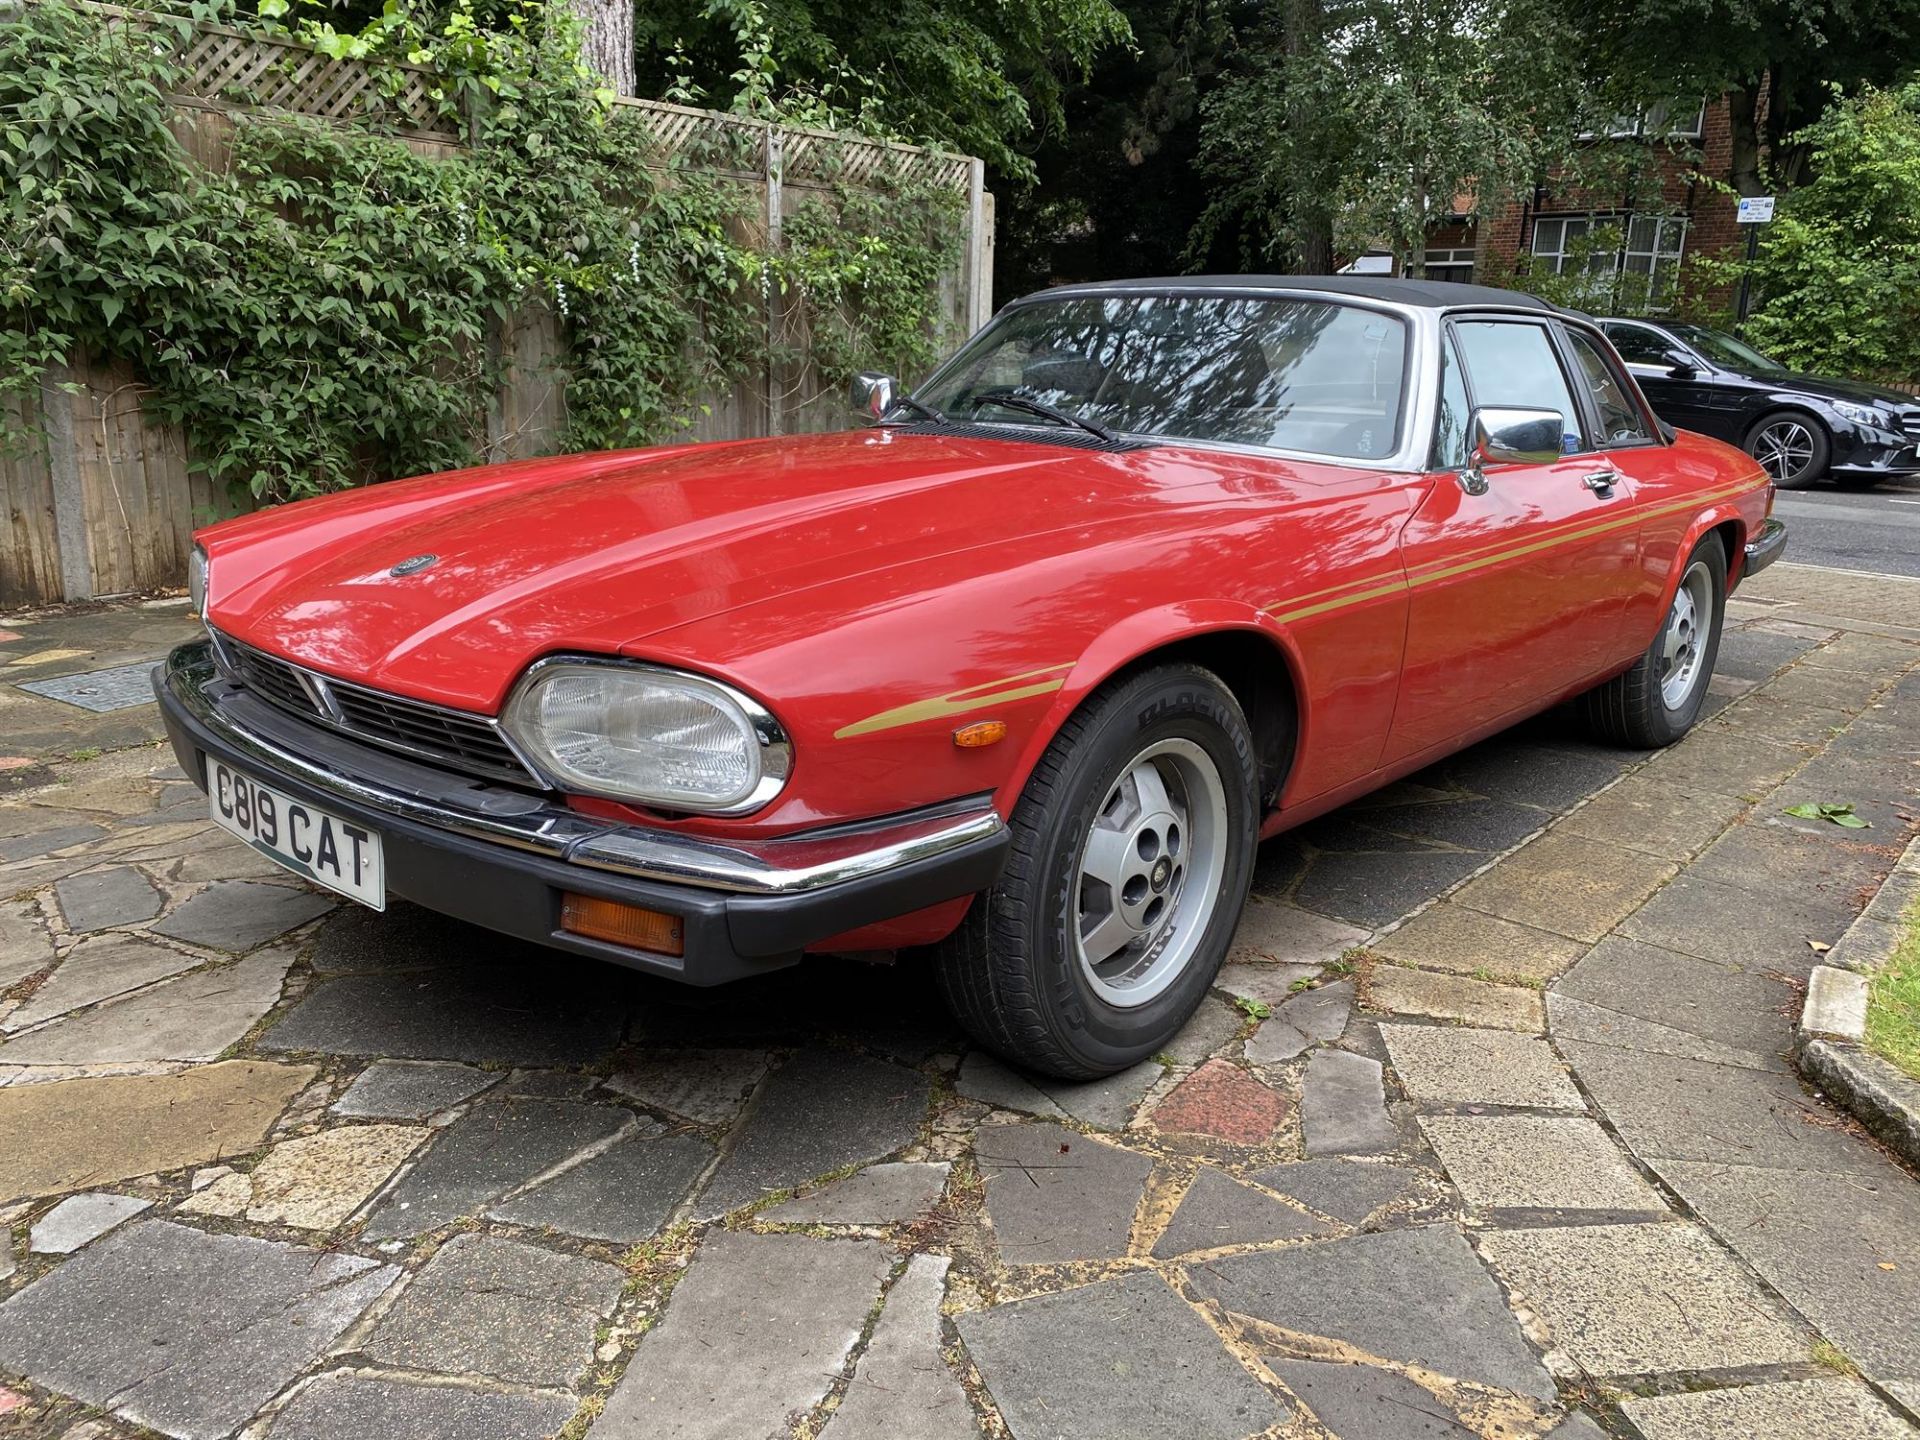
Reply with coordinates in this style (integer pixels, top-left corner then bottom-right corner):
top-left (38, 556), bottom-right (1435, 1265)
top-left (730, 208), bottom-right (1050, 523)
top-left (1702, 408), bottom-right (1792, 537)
top-left (971, 389), bottom-right (1120, 444)
top-left (881, 395), bottom-right (952, 426)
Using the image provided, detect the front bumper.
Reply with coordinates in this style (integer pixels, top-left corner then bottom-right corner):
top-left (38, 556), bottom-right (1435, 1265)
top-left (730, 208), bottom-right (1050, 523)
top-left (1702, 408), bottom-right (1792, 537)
top-left (154, 641), bottom-right (1008, 983)
top-left (1831, 429), bottom-right (1920, 477)
top-left (1742, 516), bottom-right (1789, 580)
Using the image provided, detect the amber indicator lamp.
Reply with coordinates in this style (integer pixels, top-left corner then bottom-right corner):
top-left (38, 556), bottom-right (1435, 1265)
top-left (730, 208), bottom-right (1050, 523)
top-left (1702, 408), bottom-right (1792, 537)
top-left (561, 892), bottom-right (686, 956)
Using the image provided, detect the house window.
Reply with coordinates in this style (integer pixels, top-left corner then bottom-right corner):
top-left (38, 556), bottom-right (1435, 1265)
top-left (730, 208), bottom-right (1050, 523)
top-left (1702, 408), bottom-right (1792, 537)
top-left (1530, 214), bottom-right (1689, 310)
top-left (1423, 247), bottom-right (1475, 283)
top-left (1581, 101), bottom-right (1707, 140)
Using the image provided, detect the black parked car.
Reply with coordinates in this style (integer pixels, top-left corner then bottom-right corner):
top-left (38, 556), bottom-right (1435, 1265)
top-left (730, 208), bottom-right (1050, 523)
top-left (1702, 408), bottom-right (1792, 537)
top-left (1600, 317), bottom-right (1920, 489)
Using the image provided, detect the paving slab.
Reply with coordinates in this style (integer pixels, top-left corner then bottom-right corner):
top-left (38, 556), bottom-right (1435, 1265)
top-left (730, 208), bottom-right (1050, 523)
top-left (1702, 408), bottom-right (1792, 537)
top-left (0, 1059), bottom-right (313, 1203)
top-left (330, 1059), bottom-right (499, 1119)
top-left (1690, 820), bottom-right (1893, 914)
top-left (305, 900), bottom-right (494, 972)
top-left (954, 1051), bottom-right (1065, 1117)
top-left (1271, 1358), bottom-right (1475, 1439)
top-left (265, 1372), bottom-right (577, 1440)
top-left (1621, 871), bottom-right (1854, 971)
top-left (359, 1098), bottom-right (632, 1240)
top-left (1149, 1058), bottom-right (1288, 1144)
top-left (27, 1191), bottom-right (151, 1253)
top-left (1381, 1025), bottom-right (1583, 1109)
top-left (0, 823), bottom-right (105, 862)
top-left (1547, 992), bottom-right (1782, 1070)
top-left (958, 1270), bottom-right (1288, 1440)
top-left (590, 1230), bottom-right (890, 1440)
top-left (149, 880), bottom-right (333, 952)
top-left (1371, 902), bottom-right (1585, 985)
top-left (1248, 1158), bottom-right (1422, 1224)
top-left (262, 963), bottom-right (632, 1066)
top-left (1246, 979), bottom-right (1354, 1066)
top-left (490, 1127), bottom-right (712, 1243)
top-left (1163, 995), bottom-right (1244, 1065)
top-left (1041, 1057), bottom-right (1163, 1130)
top-left (975, 1121), bottom-right (1153, 1265)
top-left (765, 1160), bottom-right (950, 1226)
top-left (1214, 959), bottom-right (1325, 1009)
top-left (1415, 1116), bottom-right (1663, 1213)
top-left (53, 866), bottom-right (162, 933)
top-left (1367, 967), bottom-right (1542, 1031)
top-left (1562, 1041), bottom-right (1887, 1174)
top-left (1227, 898), bottom-right (1370, 966)
top-left (1452, 832), bottom-right (1676, 943)
top-left (1715, 623), bottom-right (1822, 680)
top-left (1354, 794), bottom-right (1550, 852)
top-left (1648, 1156), bottom-right (1920, 1384)
top-left (180, 1122), bottom-right (425, 1229)
top-left (2, 935), bottom-right (200, 1032)
top-left (0, 948), bottom-right (293, 1066)
top-left (1622, 1378), bottom-right (1917, 1439)
top-left (1553, 935), bottom-right (1796, 1063)
top-left (0, 1219), bottom-right (397, 1440)
top-left (1555, 777), bottom-right (1749, 862)
top-left (604, 1048), bottom-right (770, 1123)
top-left (1638, 727), bottom-right (1812, 799)
top-left (1477, 1222), bottom-right (1807, 1376)
top-left (0, 899), bottom-right (55, 989)
top-left (1150, 1165), bottom-right (1334, 1257)
top-left (1301, 1048), bottom-right (1400, 1156)
top-left (695, 1050), bottom-right (929, 1216)
top-left (819, 1253), bottom-right (975, 1440)
top-left (1189, 1224), bottom-right (1555, 1399)
top-left (364, 1233), bottom-right (623, 1387)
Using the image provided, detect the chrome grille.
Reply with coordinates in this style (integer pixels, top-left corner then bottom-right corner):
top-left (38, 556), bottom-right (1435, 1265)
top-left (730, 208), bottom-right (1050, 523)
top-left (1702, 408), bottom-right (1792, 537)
top-left (209, 631), bottom-right (540, 788)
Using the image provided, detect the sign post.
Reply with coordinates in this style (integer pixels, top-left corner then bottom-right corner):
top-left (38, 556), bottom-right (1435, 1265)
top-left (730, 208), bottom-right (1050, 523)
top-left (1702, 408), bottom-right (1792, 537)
top-left (1734, 195), bottom-right (1775, 326)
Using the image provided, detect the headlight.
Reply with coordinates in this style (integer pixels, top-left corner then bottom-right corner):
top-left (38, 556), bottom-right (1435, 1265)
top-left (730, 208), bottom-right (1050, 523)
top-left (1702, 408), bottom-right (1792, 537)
top-left (188, 544), bottom-right (209, 618)
top-left (1833, 400), bottom-right (1890, 429)
top-left (504, 660), bottom-right (790, 814)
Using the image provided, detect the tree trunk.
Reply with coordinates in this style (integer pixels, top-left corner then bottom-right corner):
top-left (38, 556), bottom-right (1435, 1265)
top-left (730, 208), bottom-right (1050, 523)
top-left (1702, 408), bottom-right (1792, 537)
top-left (1727, 81), bottom-right (1767, 197)
top-left (1283, 0), bottom-right (1333, 273)
top-left (569, 0), bottom-right (635, 96)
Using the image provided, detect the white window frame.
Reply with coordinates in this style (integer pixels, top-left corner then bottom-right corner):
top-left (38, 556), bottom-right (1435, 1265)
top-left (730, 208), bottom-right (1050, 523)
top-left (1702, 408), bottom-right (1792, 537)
top-left (1530, 213), bottom-right (1690, 312)
top-left (1579, 100), bottom-right (1708, 141)
top-left (1421, 247), bottom-right (1475, 282)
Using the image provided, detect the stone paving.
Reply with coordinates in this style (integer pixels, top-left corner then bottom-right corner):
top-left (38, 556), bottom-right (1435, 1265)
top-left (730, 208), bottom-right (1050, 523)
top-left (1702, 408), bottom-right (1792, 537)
top-left (0, 566), bottom-right (1918, 1439)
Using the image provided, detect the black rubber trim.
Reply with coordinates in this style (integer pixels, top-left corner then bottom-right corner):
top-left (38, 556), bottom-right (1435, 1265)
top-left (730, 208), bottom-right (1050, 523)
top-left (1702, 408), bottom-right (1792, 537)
top-left (157, 674), bottom-right (1009, 985)
top-left (1742, 517), bottom-right (1788, 581)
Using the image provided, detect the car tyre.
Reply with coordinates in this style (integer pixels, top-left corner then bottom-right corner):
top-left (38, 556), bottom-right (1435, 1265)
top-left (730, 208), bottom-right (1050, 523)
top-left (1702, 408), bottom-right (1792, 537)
top-left (934, 663), bottom-right (1259, 1079)
top-left (1744, 409), bottom-right (1830, 489)
top-left (1577, 534), bottom-right (1727, 748)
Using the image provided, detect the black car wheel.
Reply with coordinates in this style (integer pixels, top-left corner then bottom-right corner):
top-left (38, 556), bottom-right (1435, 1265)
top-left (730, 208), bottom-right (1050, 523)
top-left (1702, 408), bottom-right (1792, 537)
top-left (1745, 410), bottom-right (1830, 489)
top-left (934, 663), bottom-right (1259, 1079)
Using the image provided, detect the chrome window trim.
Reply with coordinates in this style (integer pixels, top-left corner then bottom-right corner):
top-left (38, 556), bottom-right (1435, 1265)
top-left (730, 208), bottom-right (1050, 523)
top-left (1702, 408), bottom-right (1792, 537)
top-left (207, 629), bottom-right (548, 789)
top-left (503, 653), bottom-right (793, 816)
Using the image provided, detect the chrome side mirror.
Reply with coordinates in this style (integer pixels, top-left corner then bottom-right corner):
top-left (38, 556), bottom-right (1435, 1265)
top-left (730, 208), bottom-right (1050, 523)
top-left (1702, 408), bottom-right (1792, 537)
top-left (851, 372), bottom-right (896, 421)
top-left (1460, 406), bottom-right (1566, 495)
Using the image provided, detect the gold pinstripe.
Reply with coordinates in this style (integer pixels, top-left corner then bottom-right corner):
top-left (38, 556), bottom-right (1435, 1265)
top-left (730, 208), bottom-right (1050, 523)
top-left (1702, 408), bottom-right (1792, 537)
top-left (834, 479), bottom-right (1757, 738)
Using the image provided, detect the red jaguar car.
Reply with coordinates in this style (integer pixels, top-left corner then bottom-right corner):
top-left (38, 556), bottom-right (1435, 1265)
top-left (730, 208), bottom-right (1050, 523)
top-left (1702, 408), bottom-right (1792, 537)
top-left (157, 277), bottom-right (1784, 1076)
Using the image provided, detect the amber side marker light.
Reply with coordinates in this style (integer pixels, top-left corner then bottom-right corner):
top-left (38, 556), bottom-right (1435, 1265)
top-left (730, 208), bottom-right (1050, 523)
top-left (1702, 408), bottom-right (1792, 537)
top-left (561, 893), bottom-right (685, 956)
top-left (953, 720), bottom-right (1007, 748)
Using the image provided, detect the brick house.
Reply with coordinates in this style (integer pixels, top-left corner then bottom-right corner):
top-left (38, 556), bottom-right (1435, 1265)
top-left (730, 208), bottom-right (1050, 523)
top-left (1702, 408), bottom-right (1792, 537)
top-left (1359, 99), bottom-right (1747, 314)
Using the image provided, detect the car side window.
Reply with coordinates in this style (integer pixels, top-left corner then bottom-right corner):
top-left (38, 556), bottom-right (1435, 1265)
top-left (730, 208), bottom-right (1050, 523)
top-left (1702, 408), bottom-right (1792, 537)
top-left (1566, 330), bottom-right (1654, 446)
top-left (1604, 324), bottom-right (1673, 368)
top-left (1451, 320), bottom-right (1584, 456)
top-left (1432, 331), bottom-right (1473, 470)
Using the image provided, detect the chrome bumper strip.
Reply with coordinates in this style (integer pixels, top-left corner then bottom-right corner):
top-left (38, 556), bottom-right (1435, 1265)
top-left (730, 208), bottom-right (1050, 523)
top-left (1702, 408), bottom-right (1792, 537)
top-left (161, 641), bottom-right (1003, 897)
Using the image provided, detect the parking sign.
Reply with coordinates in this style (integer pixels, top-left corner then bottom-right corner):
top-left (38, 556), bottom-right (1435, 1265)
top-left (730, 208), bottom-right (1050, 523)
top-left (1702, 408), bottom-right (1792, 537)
top-left (1736, 196), bottom-right (1776, 224)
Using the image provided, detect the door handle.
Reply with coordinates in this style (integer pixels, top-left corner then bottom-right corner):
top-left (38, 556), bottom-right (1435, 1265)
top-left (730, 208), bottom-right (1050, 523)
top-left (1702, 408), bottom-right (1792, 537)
top-left (1582, 471), bottom-right (1618, 496)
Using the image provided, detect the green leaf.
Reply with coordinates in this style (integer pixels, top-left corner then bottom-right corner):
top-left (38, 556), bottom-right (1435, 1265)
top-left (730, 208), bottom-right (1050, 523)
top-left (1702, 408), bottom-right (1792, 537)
top-left (1784, 801), bottom-right (1871, 828)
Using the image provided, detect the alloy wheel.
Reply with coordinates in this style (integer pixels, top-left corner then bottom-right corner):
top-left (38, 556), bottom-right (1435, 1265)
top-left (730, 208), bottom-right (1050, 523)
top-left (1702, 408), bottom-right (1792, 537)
top-left (1659, 559), bottom-right (1714, 709)
top-left (1752, 420), bottom-right (1815, 484)
top-left (1072, 738), bottom-right (1229, 1008)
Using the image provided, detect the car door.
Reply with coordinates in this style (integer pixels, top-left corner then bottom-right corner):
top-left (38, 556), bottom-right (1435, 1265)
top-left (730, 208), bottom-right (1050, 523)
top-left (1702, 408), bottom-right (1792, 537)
top-left (1604, 322), bottom-right (1728, 439)
top-left (1385, 316), bottom-right (1643, 762)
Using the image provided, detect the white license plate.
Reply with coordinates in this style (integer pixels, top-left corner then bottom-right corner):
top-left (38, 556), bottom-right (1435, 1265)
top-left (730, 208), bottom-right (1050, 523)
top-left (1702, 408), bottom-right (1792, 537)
top-left (208, 759), bottom-right (385, 910)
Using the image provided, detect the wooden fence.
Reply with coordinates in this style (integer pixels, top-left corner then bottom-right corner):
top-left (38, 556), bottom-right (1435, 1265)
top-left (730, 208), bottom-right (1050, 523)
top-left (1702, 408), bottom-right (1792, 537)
top-left (1, 4), bottom-right (995, 608)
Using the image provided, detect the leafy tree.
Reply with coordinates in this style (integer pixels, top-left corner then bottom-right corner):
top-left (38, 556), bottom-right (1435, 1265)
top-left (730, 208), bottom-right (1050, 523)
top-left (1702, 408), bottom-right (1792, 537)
top-left (1576, 0), bottom-right (1918, 195)
top-left (1193, 0), bottom-right (1596, 273)
top-left (1725, 83), bottom-right (1920, 381)
top-left (632, 0), bottom-right (1132, 178)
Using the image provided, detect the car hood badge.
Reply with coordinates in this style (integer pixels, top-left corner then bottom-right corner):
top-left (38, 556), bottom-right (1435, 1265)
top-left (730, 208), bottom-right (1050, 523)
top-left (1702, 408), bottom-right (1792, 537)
top-left (389, 554), bottom-right (439, 577)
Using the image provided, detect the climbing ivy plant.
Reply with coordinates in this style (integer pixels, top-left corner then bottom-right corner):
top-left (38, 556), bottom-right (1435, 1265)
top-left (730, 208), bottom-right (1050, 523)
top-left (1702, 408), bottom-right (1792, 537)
top-left (1, 0), bottom-right (963, 502)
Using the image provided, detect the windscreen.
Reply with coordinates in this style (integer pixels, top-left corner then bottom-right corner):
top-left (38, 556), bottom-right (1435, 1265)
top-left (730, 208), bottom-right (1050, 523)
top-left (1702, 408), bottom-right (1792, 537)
top-left (917, 294), bottom-right (1410, 460)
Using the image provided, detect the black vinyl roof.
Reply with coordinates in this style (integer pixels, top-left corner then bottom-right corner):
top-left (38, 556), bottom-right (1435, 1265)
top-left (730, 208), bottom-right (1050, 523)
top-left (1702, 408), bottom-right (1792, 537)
top-left (1023, 275), bottom-right (1564, 312)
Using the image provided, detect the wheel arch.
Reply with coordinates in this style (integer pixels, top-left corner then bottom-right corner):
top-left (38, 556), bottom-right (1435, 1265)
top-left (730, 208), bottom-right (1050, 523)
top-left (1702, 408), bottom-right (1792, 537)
top-left (998, 605), bottom-right (1304, 818)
